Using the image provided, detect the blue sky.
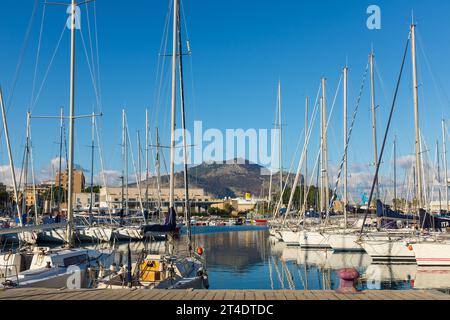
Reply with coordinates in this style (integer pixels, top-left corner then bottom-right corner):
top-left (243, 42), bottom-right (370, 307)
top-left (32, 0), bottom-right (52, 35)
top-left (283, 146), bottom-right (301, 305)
top-left (1, 0), bottom-right (450, 199)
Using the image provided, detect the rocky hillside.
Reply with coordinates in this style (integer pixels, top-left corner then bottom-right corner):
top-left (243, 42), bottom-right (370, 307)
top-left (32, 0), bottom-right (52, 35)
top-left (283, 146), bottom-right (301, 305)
top-left (135, 159), bottom-right (298, 199)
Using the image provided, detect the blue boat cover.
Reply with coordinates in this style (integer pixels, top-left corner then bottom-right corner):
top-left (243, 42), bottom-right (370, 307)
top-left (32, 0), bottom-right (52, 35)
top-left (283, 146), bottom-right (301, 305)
top-left (141, 207), bottom-right (177, 234)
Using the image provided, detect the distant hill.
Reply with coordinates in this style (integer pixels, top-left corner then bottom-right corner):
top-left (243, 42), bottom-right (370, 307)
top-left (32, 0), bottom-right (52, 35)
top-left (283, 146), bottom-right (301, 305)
top-left (134, 159), bottom-right (301, 199)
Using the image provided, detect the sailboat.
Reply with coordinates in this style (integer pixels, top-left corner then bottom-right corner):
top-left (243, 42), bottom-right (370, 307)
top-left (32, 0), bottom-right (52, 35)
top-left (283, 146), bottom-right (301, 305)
top-left (1, 0), bottom-right (114, 289)
top-left (98, 0), bottom-right (208, 290)
top-left (358, 22), bottom-right (424, 263)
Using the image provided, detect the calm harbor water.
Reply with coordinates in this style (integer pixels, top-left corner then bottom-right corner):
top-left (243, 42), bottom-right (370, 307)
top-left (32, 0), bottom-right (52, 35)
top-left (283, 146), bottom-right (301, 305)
top-left (109, 228), bottom-right (449, 291)
top-left (4, 228), bottom-right (450, 291)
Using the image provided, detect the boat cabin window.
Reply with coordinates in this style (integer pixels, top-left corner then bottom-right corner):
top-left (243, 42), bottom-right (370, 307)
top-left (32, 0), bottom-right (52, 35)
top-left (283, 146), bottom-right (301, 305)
top-left (63, 254), bottom-right (88, 267)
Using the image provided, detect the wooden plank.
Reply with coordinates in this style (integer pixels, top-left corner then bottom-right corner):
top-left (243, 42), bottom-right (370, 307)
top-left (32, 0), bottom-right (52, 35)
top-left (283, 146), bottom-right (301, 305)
top-left (212, 291), bottom-right (226, 301)
top-left (0, 289), bottom-right (447, 301)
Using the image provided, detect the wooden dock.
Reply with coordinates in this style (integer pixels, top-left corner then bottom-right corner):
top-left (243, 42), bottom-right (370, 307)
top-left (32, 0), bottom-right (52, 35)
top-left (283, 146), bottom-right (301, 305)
top-left (0, 288), bottom-right (448, 301)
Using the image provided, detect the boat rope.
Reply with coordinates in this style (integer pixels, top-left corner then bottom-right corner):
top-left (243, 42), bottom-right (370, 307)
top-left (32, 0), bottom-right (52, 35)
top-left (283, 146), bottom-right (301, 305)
top-left (4, 0), bottom-right (39, 111)
top-left (274, 83), bottom-right (321, 222)
top-left (327, 62), bottom-right (370, 214)
top-left (125, 114), bottom-right (146, 223)
top-left (95, 118), bottom-right (113, 223)
top-left (30, 22), bottom-right (67, 112)
top-left (359, 35), bottom-right (411, 237)
top-left (29, 2), bottom-right (47, 112)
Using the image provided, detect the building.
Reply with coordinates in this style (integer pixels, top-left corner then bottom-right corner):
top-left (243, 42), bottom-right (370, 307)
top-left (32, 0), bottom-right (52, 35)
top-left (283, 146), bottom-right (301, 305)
top-left (74, 193), bottom-right (100, 210)
top-left (212, 196), bottom-right (258, 214)
top-left (100, 187), bottom-right (212, 213)
top-left (55, 170), bottom-right (86, 194)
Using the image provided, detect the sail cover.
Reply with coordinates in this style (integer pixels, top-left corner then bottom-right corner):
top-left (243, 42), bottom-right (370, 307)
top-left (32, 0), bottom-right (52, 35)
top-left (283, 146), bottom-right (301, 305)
top-left (141, 207), bottom-right (177, 234)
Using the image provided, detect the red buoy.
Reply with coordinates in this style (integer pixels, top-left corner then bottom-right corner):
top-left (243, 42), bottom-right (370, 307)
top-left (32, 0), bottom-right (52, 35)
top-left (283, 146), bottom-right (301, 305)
top-left (197, 247), bottom-right (204, 256)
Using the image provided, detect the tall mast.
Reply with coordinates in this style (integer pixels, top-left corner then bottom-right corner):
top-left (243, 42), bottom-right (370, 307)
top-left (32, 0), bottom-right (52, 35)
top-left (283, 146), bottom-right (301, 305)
top-left (137, 130), bottom-right (142, 187)
top-left (121, 109), bottom-right (126, 215)
top-left (155, 128), bottom-right (162, 213)
top-left (278, 81), bottom-right (283, 204)
top-left (89, 112), bottom-right (95, 218)
top-left (322, 78), bottom-right (329, 218)
top-left (370, 53), bottom-right (380, 200)
top-left (394, 136), bottom-right (397, 211)
top-left (169, 0), bottom-right (179, 211)
top-left (23, 113), bottom-right (30, 224)
top-left (437, 140), bottom-right (442, 212)
top-left (58, 107), bottom-right (64, 212)
top-left (442, 119), bottom-right (449, 212)
top-left (177, 9), bottom-right (192, 251)
top-left (303, 96), bottom-right (309, 213)
top-left (66, 0), bottom-right (77, 247)
top-left (0, 87), bottom-right (22, 226)
top-left (125, 112), bottom-right (129, 215)
top-left (343, 66), bottom-right (348, 226)
top-left (411, 23), bottom-right (423, 209)
top-left (319, 96), bottom-right (325, 213)
top-left (145, 109), bottom-right (149, 211)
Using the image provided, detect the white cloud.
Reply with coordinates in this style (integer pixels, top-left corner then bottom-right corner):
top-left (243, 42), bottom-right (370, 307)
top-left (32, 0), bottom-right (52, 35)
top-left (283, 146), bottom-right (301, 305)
top-left (94, 170), bottom-right (122, 187)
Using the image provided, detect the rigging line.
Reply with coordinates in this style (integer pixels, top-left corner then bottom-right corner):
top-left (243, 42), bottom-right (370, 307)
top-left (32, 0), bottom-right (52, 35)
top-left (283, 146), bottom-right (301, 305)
top-left (359, 36), bottom-right (411, 236)
top-left (328, 63), bottom-right (370, 212)
top-left (152, 0), bottom-right (173, 131)
top-left (282, 79), bottom-right (330, 221)
top-left (80, 30), bottom-right (101, 107)
top-left (30, 2), bottom-right (47, 111)
top-left (95, 115), bottom-right (112, 222)
top-left (416, 29), bottom-right (450, 109)
top-left (374, 60), bottom-right (391, 111)
top-left (125, 114), bottom-right (146, 221)
top-left (84, 2), bottom-right (97, 94)
top-left (93, 1), bottom-right (103, 112)
top-left (31, 22), bottom-right (67, 112)
top-left (274, 82), bottom-right (321, 219)
top-left (5, 0), bottom-right (39, 109)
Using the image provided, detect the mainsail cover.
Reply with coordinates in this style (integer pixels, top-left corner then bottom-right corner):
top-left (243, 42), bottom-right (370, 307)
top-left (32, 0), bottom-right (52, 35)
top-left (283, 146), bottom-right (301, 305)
top-left (141, 207), bottom-right (177, 234)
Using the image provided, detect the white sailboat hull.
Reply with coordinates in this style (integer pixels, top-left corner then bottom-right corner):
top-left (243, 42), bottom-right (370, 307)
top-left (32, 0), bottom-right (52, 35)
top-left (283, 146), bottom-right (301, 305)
top-left (413, 242), bottom-right (450, 266)
top-left (279, 230), bottom-right (300, 246)
top-left (299, 231), bottom-right (331, 249)
top-left (76, 226), bottom-right (113, 243)
top-left (113, 226), bottom-right (143, 241)
top-left (327, 233), bottom-right (364, 252)
top-left (360, 239), bottom-right (415, 262)
top-left (37, 228), bottom-right (67, 244)
top-left (17, 231), bottom-right (38, 245)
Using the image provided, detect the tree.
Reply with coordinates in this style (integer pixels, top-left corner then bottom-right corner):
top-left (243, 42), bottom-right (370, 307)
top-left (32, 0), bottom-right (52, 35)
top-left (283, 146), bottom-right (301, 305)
top-left (84, 186), bottom-right (101, 194)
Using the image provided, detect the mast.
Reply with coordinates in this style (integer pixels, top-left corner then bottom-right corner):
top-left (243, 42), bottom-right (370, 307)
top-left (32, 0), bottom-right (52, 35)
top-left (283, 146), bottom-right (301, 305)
top-left (278, 81), bottom-right (283, 206)
top-left (437, 140), bottom-right (442, 212)
top-left (169, 0), bottom-right (179, 211)
top-left (0, 87), bottom-right (22, 226)
top-left (66, 0), bottom-right (77, 247)
top-left (124, 111), bottom-right (129, 215)
top-left (442, 119), bottom-right (449, 212)
top-left (394, 136), bottom-right (397, 211)
top-left (411, 23), bottom-right (423, 209)
top-left (303, 96), bottom-right (309, 213)
top-left (177, 9), bottom-right (192, 251)
top-left (58, 107), bottom-right (64, 212)
top-left (89, 112), bottom-right (95, 219)
top-left (137, 130), bottom-right (142, 188)
top-left (121, 109), bottom-right (126, 215)
top-left (145, 109), bottom-right (149, 211)
top-left (322, 78), bottom-right (329, 218)
top-left (343, 66), bottom-right (348, 226)
top-left (155, 128), bottom-right (162, 213)
top-left (320, 96), bottom-right (325, 214)
top-left (370, 53), bottom-right (380, 200)
top-left (22, 113), bottom-right (30, 225)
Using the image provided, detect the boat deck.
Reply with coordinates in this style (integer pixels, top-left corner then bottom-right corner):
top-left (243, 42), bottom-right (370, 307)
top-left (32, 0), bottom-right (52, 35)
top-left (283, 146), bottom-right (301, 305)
top-left (0, 288), bottom-right (448, 300)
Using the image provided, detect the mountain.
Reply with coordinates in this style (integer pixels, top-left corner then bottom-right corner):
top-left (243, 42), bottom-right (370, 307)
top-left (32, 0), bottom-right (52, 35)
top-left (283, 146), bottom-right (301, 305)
top-left (135, 159), bottom-right (299, 199)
